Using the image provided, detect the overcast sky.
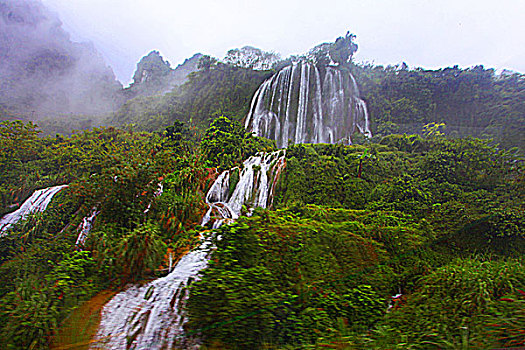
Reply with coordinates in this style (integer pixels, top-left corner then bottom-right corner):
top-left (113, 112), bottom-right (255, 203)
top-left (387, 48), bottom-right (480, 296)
top-left (41, 0), bottom-right (525, 85)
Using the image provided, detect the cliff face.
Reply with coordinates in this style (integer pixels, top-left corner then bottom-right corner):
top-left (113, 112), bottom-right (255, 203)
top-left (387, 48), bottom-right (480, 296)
top-left (125, 51), bottom-right (202, 98)
top-left (0, 0), bottom-right (124, 118)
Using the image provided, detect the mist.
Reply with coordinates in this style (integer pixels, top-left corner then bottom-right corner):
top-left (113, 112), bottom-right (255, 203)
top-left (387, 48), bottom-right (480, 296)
top-left (0, 0), bottom-right (123, 119)
top-left (2, 0), bottom-right (524, 122)
top-left (42, 0), bottom-right (525, 84)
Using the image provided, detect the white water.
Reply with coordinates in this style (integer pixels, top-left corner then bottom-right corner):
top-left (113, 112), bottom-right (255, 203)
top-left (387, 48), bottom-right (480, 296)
top-left (92, 238), bottom-right (214, 349)
top-left (201, 150), bottom-right (286, 228)
top-left (245, 61), bottom-right (372, 148)
top-left (92, 151), bottom-right (286, 349)
top-left (0, 185), bottom-right (68, 235)
top-left (75, 209), bottom-right (99, 247)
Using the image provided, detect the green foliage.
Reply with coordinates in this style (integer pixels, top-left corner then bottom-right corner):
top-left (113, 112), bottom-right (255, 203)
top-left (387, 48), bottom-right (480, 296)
top-left (187, 207), bottom-right (435, 348)
top-left (197, 55), bottom-right (217, 72)
top-left (0, 276), bottom-right (59, 350)
top-left (366, 258), bottom-right (525, 349)
top-left (200, 116), bottom-right (245, 169)
top-left (110, 63), bottom-right (272, 133)
top-left (330, 31), bottom-right (358, 66)
top-left (200, 115), bottom-right (274, 169)
top-left (79, 162), bottom-right (160, 229)
top-left (0, 112), bottom-right (522, 350)
top-left (162, 119), bottom-right (196, 154)
top-left (423, 122), bottom-right (446, 138)
top-left (0, 251), bottom-right (100, 349)
top-left (351, 64), bottom-right (525, 153)
top-left (155, 155), bottom-right (208, 252)
top-left (188, 138), bottom-right (522, 349)
top-left (451, 208), bottom-right (525, 256)
top-left (117, 222), bottom-right (166, 281)
top-left (0, 120), bottom-right (42, 215)
top-left (0, 215), bottom-right (101, 349)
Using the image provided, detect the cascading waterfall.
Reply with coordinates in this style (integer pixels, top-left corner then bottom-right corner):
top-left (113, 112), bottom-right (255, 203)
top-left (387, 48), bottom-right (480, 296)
top-left (0, 184), bottom-right (68, 235)
top-left (245, 61), bottom-right (372, 148)
top-left (92, 151), bottom-right (286, 350)
top-left (92, 238), bottom-right (214, 349)
top-left (75, 209), bottom-right (99, 247)
top-left (201, 150), bottom-right (286, 228)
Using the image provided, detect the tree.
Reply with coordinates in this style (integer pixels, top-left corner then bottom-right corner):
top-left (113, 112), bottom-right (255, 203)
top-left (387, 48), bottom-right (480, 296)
top-left (197, 55), bottom-right (217, 72)
top-left (162, 120), bottom-right (195, 154)
top-left (200, 116), bottom-right (245, 169)
top-left (329, 31), bottom-right (358, 66)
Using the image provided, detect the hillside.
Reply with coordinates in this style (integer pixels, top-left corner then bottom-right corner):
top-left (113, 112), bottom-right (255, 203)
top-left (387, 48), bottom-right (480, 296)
top-left (110, 62), bottom-right (273, 131)
top-left (0, 10), bottom-right (523, 350)
top-left (0, 119), bottom-right (522, 349)
top-left (124, 51), bottom-right (203, 99)
top-left (352, 63), bottom-right (525, 151)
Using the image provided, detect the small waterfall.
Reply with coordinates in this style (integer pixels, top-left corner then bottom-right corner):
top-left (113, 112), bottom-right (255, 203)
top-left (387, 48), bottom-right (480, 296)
top-left (92, 238), bottom-right (214, 349)
top-left (0, 185), bottom-right (68, 235)
top-left (92, 151), bottom-right (286, 349)
top-left (75, 209), bottom-right (99, 247)
top-left (201, 150), bottom-right (286, 228)
top-left (245, 61), bottom-right (372, 147)
top-left (144, 183), bottom-right (164, 214)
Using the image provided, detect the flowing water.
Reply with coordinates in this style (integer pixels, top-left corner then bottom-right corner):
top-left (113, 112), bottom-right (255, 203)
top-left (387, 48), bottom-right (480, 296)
top-left (92, 151), bottom-right (286, 349)
top-left (92, 238), bottom-right (214, 349)
top-left (245, 61), bottom-right (372, 148)
top-left (201, 150), bottom-right (286, 228)
top-left (75, 209), bottom-right (99, 247)
top-left (0, 184), bottom-right (68, 235)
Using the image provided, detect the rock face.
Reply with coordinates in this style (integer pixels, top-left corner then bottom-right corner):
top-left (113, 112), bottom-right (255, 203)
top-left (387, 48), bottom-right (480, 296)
top-left (223, 46), bottom-right (280, 70)
top-left (0, 0), bottom-right (123, 118)
top-left (245, 61), bottom-right (372, 148)
top-left (125, 51), bottom-right (202, 98)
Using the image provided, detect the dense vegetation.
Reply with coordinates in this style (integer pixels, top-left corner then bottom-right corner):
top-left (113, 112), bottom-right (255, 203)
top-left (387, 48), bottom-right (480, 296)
top-left (109, 62), bottom-right (272, 132)
top-left (0, 117), bottom-right (523, 349)
top-left (97, 37), bottom-right (525, 157)
top-left (186, 136), bottom-right (524, 349)
top-left (0, 116), bottom-right (271, 348)
top-left (352, 63), bottom-right (525, 152)
top-left (0, 32), bottom-right (523, 349)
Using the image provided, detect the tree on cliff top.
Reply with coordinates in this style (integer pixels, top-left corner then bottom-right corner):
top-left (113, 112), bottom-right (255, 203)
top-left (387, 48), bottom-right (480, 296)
top-left (330, 31), bottom-right (359, 66)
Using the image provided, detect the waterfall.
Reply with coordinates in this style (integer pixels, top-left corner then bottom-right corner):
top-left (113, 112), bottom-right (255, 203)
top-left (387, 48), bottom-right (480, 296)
top-left (92, 238), bottom-right (214, 349)
top-left (75, 209), bottom-right (99, 247)
top-left (144, 183), bottom-right (164, 214)
top-left (201, 150), bottom-right (286, 228)
top-left (0, 185), bottom-right (68, 235)
top-left (92, 151), bottom-right (286, 349)
top-left (245, 61), bottom-right (372, 147)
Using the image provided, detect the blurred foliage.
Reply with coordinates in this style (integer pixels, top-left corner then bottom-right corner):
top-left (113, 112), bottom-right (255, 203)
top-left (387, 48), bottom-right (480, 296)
top-left (0, 107), bottom-right (523, 350)
top-left (187, 136), bottom-right (523, 349)
top-left (200, 115), bottom-right (275, 169)
top-left (364, 258), bottom-right (525, 349)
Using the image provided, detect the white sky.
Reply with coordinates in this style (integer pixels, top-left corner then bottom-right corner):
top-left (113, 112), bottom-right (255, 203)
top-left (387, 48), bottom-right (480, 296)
top-left (42, 0), bottom-right (525, 85)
